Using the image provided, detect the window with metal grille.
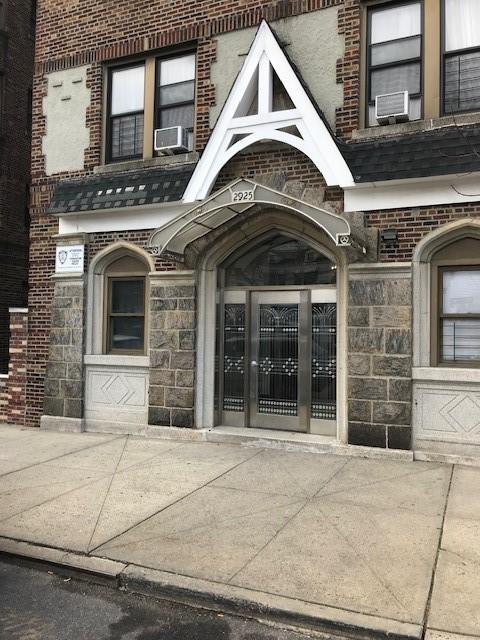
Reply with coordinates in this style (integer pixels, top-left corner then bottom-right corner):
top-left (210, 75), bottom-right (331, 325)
top-left (439, 267), bottom-right (480, 363)
top-left (366, 1), bottom-right (422, 126)
top-left (108, 64), bottom-right (145, 162)
top-left (443, 0), bottom-right (480, 114)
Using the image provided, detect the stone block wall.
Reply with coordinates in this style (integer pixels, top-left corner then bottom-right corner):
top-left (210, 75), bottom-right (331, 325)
top-left (148, 273), bottom-right (196, 429)
top-left (42, 277), bottom-right (85, 425)
top-left (347, 274), bottom-right (412, 449)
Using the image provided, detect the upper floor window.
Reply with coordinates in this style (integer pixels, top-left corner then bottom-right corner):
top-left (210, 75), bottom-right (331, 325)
top-left (443, 0), bottom-right (480, 114)
top-left (108, 64), bottom-right (145, 162)
top-left (106, 51), bottom-right (196, 164)
top-left (156, 54), bottom-right (195, 151)
top-left (367, 1), bottom-right (422, 126)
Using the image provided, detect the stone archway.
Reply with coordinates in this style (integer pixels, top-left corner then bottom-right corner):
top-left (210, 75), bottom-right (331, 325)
top-left (190, 208), bottom-right (349, 442)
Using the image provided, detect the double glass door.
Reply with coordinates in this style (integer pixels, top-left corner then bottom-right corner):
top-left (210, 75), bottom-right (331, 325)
top-left (219, 289), bottom-right (337, 434)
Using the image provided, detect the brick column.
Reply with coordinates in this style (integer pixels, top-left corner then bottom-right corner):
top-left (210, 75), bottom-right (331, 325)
top-left (6, 308), bottom-right (28, 426)
top-left (148, 271), bottom-right (196, 429)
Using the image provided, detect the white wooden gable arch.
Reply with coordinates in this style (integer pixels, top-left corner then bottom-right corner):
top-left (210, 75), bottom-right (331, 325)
top-left (183, 21), bottom-right (354, 203)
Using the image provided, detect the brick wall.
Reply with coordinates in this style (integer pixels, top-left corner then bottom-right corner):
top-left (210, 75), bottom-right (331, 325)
top-left (6, 309), bottom-right (29, 426)
top-left (367, 203), bottom-right (480, 262)
top-left (0, 375), bottom-right (7, 422)
top-left (0, 1), bottom-right (35, 371)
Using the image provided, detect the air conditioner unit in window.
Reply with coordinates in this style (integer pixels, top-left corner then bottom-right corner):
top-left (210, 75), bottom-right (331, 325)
top-left (375, 91), bottom-right (410, 125)
top-left (154, 126), bottom-right (189, 154)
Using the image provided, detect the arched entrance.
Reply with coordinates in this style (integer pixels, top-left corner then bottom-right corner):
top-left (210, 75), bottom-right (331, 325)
top-left (215, 232), bottom-right (337, 435)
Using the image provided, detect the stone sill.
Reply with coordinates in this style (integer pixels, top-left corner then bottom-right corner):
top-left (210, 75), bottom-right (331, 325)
top-left (84, 355), bottom-right (150, 368)
top-left (352, 111), bottom-right (480, 141)
top-left (93, 152), bottom-right (199, 175)
top-left (412, 366), bottom-right (480, 383)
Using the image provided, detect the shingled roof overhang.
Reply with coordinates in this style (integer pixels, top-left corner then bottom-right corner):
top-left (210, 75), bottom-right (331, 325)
top-left (48, 164), bottom-right (196, 216)
top-left (340, 123), bottom-right (480, 183)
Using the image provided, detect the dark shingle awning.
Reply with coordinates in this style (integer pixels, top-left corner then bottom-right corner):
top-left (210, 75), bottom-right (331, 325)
top-left (341, 124), bottom-right (480, 183)
top-left (48, 164), bottom-right (196, 215)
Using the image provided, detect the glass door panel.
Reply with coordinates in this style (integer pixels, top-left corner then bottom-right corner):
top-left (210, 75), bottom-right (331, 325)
top-left (223, 303), bottom-right (246, 412)
top-left (258, 304), bottom-right (298, 417)
top-left (310, 290), bottom-right (337, 436)
top-left (250, 291), bottom-right (306, 431)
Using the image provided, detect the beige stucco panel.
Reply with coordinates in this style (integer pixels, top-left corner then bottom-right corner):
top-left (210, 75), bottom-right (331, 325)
top-left (42, 65), bottom-right (91, 176)
top-left (210, 9), bottom-right (344, 128)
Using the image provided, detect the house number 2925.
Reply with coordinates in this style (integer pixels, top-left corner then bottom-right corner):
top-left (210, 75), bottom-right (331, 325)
top-left (232, 190), bottom-right (254, 202)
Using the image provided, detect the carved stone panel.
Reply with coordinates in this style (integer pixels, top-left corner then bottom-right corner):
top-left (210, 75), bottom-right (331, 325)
top-left (413, 381), bottom-right (480, 446)
top-left (85, 365), bottom-right (149, 427)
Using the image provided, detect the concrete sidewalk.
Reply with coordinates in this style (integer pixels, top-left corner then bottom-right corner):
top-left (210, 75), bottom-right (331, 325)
top-left (0, 425), bottom-right (478, 639)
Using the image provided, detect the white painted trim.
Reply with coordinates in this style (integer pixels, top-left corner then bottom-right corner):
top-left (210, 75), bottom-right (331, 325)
top-left (84, 355), bottom-right (150, 367)
top-left (344, 172), bottom-right (480, 212)
top-left (0, 374), bottom-right (9, 379)
top-left (412, 366), bottom-right (480, 383)
top-left (8, 308), bottom-right (28, 314)
top-left (184, 21), bottom-right (353, 202)
top-left (58, 201), bottom-right (189, 235)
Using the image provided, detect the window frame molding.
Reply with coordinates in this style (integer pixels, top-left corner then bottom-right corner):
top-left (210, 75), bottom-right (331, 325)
top-left (103, 44), bottom-right (197, 166)
top-left (413, 220), bottom-right (480, 370)
top-left (86, 242), bottom-right (154, 357)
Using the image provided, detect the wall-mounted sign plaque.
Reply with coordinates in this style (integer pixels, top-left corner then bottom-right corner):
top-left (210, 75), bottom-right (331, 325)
top-left (55, 244), bottom-right (85, 273)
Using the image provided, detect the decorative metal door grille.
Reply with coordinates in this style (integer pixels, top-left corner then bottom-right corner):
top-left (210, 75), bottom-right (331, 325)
top-left (223, 304), bottom-right (246, 412)
top-left (311, 303), bottom-right (337, 420)
top-left (258, 304), bottom-right (299, 416)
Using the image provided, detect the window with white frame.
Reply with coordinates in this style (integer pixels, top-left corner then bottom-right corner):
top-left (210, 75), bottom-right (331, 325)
top-left (366, 1), bottom-right (422, 126)
top-left (443, 0), bottom-right (480, 114)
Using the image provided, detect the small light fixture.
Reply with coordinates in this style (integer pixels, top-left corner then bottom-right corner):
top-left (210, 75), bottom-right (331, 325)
top-left (380, 229), bottom-right (398, 246)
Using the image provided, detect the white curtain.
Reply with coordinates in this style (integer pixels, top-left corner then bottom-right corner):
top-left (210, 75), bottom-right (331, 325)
top-left (371, 2), bottom-right (420, 44)
top-left (111, 65), bottom-right (145, 116)
top-left (445, 0), bottom-right (480, 52)
top-left (443, 270), bottom-right (480, 314)
top-left (160, 54), bottom-right (195, 86)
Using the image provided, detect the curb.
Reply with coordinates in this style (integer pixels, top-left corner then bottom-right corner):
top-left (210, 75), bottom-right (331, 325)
top-left (0, 537), bottom-right (423, 640)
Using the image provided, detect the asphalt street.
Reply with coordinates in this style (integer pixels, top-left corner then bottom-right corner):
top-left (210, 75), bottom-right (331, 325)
top-left (0, 558), bottom-right (321, 640)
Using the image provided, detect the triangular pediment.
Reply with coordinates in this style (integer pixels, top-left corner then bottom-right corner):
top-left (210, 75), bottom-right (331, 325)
top-left (183, 21), bottom-right (353, 202)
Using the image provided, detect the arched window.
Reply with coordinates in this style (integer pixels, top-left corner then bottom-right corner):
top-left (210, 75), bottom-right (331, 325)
top-left (431, 237), bottom-right (480, 366)
top-left (103, 255), bottom-right (148, 354)
top-left (221, 233), bottom-right (336, 287)
top-left (87, 243), bottom-right (153, 357)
